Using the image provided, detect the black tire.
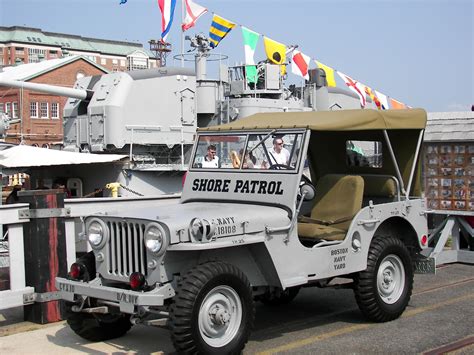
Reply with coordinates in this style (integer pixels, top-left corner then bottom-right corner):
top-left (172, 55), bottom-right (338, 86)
top-left (354, 235), bottom-right (414, 322)
top-left (170, 261), bottom-right (255, 354)
top-left (61, 300), bottom-right (132, 342)
top-left (260, 286), bottom-right (300, 306)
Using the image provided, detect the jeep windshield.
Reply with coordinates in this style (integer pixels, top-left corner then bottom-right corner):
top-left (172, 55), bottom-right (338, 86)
top-left (191, 131), bottom-right (304, 171)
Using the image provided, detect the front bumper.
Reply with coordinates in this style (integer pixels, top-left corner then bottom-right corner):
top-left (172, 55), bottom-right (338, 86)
top-left (55, 277), bottom-right (175, 314)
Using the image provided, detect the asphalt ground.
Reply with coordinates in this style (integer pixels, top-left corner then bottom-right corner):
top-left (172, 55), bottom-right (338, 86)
top-left (0, 263), bottom-right (473, 354)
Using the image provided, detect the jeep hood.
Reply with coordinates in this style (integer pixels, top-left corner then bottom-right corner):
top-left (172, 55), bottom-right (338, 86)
top-left (92, 202), bottom-right (290, 244)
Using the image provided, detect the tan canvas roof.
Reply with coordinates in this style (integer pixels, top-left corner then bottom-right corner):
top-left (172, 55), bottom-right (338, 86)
top-left (200, 108), bottom-right (427, 132)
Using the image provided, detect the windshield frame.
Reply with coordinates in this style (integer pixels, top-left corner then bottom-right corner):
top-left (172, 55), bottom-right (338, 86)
top-left (190, 129), bottom-right (308, 174)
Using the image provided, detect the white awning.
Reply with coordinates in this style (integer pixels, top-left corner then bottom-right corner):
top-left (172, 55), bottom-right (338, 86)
top-left (0, 145), bottom-right (127, 169)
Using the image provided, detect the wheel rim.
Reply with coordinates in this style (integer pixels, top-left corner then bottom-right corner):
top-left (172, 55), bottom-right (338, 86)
top-left (377, 254), bottom-right (405, 304)
top-left (198, 285), bottom-right (242, 347)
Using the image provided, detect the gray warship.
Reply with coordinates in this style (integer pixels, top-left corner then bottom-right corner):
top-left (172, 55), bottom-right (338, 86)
top-left (0, 35), bottom-right (377, 196)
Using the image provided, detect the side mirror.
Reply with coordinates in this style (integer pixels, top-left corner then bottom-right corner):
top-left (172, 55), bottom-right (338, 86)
top-left (300, 184), bottom-right (315, 201)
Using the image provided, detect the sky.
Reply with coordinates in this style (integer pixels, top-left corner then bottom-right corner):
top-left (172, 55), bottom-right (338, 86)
top-left (0, 0), bottom-right (472, 112)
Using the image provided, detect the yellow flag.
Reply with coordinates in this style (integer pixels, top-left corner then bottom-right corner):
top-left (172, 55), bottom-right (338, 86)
top-left (315, 60), bottom-right (337, 87)
top-left (263, 36), bottom-right (286, 75)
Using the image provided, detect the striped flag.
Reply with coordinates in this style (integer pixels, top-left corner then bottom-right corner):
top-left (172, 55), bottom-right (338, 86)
top-left (182, 0), bottom-right (207, 31)
top-left (291, 50), bottom-right (311, 80)
top-left (209, 14), bottom-right (236, 48)
top-left (158, 0), bottom-right (177, 42)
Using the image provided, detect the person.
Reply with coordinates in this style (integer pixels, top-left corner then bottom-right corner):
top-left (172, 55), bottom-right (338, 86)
top-left (238, 149), bottom-right (257, 169)
top-left (201, 144), bottom-right (219, 168)
top-left (53, 178), bottom-right (72, 198)
top-left (268, 137), bottom-right (290, 166)
top-left (6, 185), bottom-right (21, 204)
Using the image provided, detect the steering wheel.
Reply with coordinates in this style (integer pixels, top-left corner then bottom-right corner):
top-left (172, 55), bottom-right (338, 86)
top-left (269, 164), bottom-right (291, 170)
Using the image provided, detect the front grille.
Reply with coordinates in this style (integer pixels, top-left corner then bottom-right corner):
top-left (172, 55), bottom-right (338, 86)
top-left (107, 221), bottom-right (147, 277)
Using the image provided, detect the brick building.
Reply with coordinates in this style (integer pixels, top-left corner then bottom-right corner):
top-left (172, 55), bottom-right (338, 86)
top-left (0, 56), bottom-right (108, 146)
top-left (0, 26), bottom-right (159, 71)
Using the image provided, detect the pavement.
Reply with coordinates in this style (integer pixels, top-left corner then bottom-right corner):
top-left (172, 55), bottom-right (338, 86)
top-left (0, 263), bottom-right (473, 354)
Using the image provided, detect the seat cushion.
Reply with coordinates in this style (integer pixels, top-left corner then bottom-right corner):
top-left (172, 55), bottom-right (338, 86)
top-left (297, 222), bottom-right (346, 241)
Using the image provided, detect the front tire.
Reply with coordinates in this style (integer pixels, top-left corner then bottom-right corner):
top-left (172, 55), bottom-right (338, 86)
top-left (61, 300), bottom-right (132, 341)
top-left (354, 235), bottom-right (413, 322)
top-left (170, 261), bottom-right (255, 354)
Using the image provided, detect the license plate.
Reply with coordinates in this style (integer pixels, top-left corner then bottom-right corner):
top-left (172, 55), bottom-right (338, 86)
top-left (58, 282), bottom-right (75, 293)
top-left (414, 257), bottom-right (436, 274)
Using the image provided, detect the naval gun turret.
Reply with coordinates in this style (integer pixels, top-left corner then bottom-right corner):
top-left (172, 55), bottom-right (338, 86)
top-left (63, 67), bottom-right (196, 170)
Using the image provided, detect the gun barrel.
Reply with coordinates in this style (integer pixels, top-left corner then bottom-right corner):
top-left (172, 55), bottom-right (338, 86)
top-left (0, 78), bottom-right (92, 100)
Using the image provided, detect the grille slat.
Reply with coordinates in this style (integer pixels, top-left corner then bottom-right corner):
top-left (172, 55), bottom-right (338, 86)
top-left (106, 220), bottom-right (147, 279)
top-left (109, 222), bottom-right (116, 274)
top-left (120, 223), bottom-right (130, 276)
top-left (139, 224), bottom-right (146, 275)
top-left (133, 224), bottom-right (140, 272)
top-left (127, 223), bottom-right (133, 275)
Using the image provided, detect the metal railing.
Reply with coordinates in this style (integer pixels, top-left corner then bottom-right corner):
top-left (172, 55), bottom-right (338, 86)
top-left (0, 203), bottom-right (34, 310)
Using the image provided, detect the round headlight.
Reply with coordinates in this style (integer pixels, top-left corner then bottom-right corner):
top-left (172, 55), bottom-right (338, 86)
top-left (88, 221), bottom-right (104, 248)
top-left (144, 224), bottom-right (166, 254)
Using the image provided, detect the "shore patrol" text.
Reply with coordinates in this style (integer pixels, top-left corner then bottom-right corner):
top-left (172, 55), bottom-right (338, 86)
top-left (192, 179), bottom-right (284, 195)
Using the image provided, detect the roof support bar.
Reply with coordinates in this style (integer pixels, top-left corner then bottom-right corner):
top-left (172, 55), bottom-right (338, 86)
top-left (405, 129), bottom-right (424, 199)
top-left (383, 130), bottom-right (406, 197)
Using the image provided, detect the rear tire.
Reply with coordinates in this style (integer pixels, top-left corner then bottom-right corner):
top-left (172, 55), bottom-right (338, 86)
top-left (170, 261), bottom-right (255, 354)
top-left (354, 235), bottom-right (413, 322)
top-left (61, 300), bottom-right (132, 342)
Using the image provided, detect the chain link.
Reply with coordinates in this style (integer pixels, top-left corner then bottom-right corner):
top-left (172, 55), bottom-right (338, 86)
top-left (82, 184), bottom-right (143, 198)
top-left (82, 187), bottom-right (105, 198)
top-left (119, 184), bottom-right (144, 196)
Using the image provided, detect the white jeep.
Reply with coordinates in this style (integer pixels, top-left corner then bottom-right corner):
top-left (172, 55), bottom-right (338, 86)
top-left (56, 108), bottom-right (433, 354)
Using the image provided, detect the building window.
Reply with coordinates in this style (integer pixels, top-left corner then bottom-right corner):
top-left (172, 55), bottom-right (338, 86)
top-left (30, 102), bottom-right (38, 118)
top-left (120, 59), bottom-right (126, 67)
top-left (127, 56), bottom-right (149, 71)
top-left (87, 56), bottom-right (97, 63)
top-left (49, 50), bottom-right (58, 58)
top-left (15, 47), bottom-right (25, 54)
top-left (5, 102), bottom-right (11, 118)
top-left (51, 103), bottom-right (59, 119)
top-left (112, 59), bottom-right (118, 65)
top-left (40, 102), bottom-right (49, 118)
top-left (12, 102), bottom-right (19, 118)
top-left (28, 48), bottom-right (47, 63)
top-left (0, 103), bottom-right (4, 114)
top-left (101, 58), bottom-right (107, 65)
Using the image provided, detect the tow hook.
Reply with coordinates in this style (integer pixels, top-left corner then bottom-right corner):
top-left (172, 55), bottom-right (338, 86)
top-left (71, 297), bottom-right (86, 312)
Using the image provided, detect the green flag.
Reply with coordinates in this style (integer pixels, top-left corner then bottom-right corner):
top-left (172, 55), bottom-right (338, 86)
top-left (242, 26), bottom-right (259, 65)
top-left (245, 65), bottom-right (258, 84)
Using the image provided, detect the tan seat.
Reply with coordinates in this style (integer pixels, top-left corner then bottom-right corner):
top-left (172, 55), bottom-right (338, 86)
top-left (362, 175), bottom-right (397, 206)
top-left (298, 174), bottom-right (364, 241)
